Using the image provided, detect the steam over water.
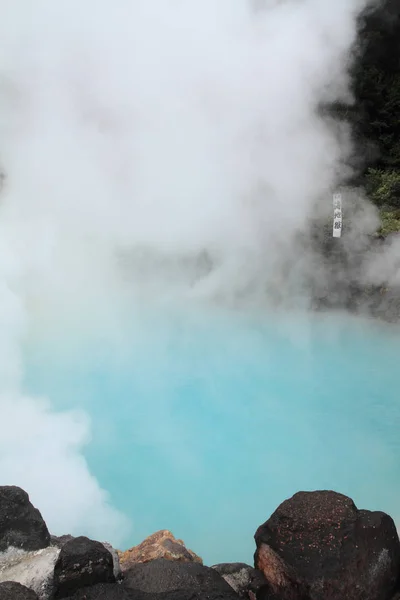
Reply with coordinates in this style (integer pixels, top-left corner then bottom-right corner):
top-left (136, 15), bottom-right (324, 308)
top-left (25, 307), bottom-right (400, 564)
top-left (1, 0), bottom-right (399, 565)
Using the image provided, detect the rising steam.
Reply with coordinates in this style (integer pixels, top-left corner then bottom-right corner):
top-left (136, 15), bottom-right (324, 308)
top-left (0, 0), bottom-right (380, 545)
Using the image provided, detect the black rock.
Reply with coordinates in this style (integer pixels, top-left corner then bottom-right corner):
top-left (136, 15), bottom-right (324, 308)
top-left (51, 535), bottom-right (121, 580)
top-left (255, 490), bottom-right (400, 600)
top-left (134, 590), bottom-right (241, 600)
top-left (71, 582), bottom-right (135, 600)
top-left (0, 486), bottom-right (50, 552)
top-left (152, 592), bottom-right (248, 600)
top-left (0, 581), bottom-right (38, 600)
top-left (71, 585), bottom-right (241, 600)
top-left (256, 586), bottom-right (287, 600)
top-left (51, 534), bottom-right (75, 548)
top-left (212, 563), bottom-right (267, 598)
top-left (123, 558), bottom-right (241, 599)
top-left (54, 535), bottom-right (115, 598)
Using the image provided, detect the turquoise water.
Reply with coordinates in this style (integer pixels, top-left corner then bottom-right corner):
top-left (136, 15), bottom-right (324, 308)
top-left (24, 306), bottom-right (400, 565)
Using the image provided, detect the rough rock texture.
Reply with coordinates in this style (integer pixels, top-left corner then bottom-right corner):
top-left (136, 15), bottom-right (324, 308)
top-left (0, 486), bottom-right (50, 552)
top-left (0, 581), bottom-right (39, 600)
top-left (123, 558), bottom-right (241, 600)
top-left (51, 535), bottom-right (121, 581)
top-left (50, 535), bottom-right (75, 549)
top-left (255, 545), bottom-right (309, 600)
top-left (255, 490), bottom-right (400, 600)
top-left (103, 541), bottom-right (123, 581)
top-left (53, 536), bottom-right (115, 598)
top-left (71, 586), bottom-right (241, 600)
top-left (256, 587), bottom-right (298, 600)
top-left (0, 546), bottom-right (59, 600)
top-left (212, 563), bottom-right (268, 598)
top-left (71, 582), bottom-right (135, 599)
top-left (148, 591), bottom-right (244, 600)
top-left (119, 530), bottom-right (202, 569)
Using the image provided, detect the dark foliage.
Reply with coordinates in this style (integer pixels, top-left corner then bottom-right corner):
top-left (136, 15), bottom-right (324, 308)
top-left (349, 0), bottom-right (400, 206)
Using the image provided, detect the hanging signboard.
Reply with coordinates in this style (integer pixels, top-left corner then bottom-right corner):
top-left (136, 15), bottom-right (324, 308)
top-left (333, 192), bottom-right (342, 238)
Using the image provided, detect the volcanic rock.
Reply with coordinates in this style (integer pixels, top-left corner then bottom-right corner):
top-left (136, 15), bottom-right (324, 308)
top-left (119, 530), bottom-right (202, 569)
top-left (103, 541), bottom-right (123, 580)
top-left (71, 586), bottom-right (241, 600)
top-left (255, 545), bottom-right (309, 600)
top-left (212, 563), bottom-right (268, 598)
top-left (0, 486), bottom-right (50, 552)
top-left (0, 546), bottom-right (59, 600)
top-left (70, 582), bottom-right (135, 600)
top-left (123, 557), bottom-right (241, 600)
top-left (53, 536), bottom-right (115, 598)
top-left (254, 490), bottom-right (400, 600)
top-left (51, 535), bottom-right (121, 580)
top-left (50, 535), bottom-right (75, 549)
top-left (0, 581), bottom-right (39, 600)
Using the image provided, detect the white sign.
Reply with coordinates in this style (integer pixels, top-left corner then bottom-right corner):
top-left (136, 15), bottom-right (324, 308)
top-left (332, 192), bottom-right (342, 238)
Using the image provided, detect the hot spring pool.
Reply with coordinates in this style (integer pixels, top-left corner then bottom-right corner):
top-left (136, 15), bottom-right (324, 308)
top-left (23, 306), bottom-right (400, 565)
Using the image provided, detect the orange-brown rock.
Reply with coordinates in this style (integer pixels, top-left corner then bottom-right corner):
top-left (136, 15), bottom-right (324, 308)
top-left (119, 530), bottom-right (202, 570)
top-left (255, 491), bottom-right (400, 600)
top-left (255, 543), bottom-right (309, 600)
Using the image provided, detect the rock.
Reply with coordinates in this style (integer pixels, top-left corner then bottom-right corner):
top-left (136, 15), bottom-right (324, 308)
top-left (70, 582), bottom-right (135, 599)
top-left (119, 530), bottom-right (202, 569)
top-left (53, 536), bottom-right (115, 598)
top-left (212, 563), bottom-right (268, 598)
top-left (123, 558), bottom-right (241, 599)
top-left (150, 592), bottom-right (247, 600)
top-left (255, 545), bottom-right (309, 600)
top-left (50, 535), bottom-right (75, 549)
top-left (256, 587), bottom-right (295, 600)
top-left (51, 535), bottom-right (121, 581)
top-left (103, 541), bottom-right (123, 581)
top-left (0, 546), bottom-right (59, 600)
top-left (254, 490), bottom-right (400, 600)
top-left (0, 486), bottom-right (50, 552)
top-left (0, 581), bottom-right (39, 600)
top-left (71, 583), bottom-right (241, 600)
top-left (70, 587), bottom-right (239, 600)
top-left (134, 591), bottom-right (240, 600)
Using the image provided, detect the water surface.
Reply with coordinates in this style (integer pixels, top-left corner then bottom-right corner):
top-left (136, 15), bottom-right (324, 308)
top-left (25, 306), bottom-right (400, 564)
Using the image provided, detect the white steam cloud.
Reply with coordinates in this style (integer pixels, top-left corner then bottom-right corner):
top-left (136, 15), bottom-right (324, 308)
top-left (0, 0), bottom-right (378, 545)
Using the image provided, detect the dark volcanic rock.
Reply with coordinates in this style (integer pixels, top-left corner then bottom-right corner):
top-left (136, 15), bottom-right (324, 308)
top-left (0, 581), bottom-right (39, 600)
top-left (212, 563), bottom-right (268, 598)
top-left (51, 534), bottom-right (75, 549)
top-left (51, 535), bottom-right (122, 580)
top-left (257, 586), bottom-right (295, 600)
top-left (71, 582), bottom-right (135, 600)
top-left (0, 486), bottom-right (50, 552)
top-left (72, 586), bottom-right (243, 600)
top-left (254, 490), bottom-right (400, 600)
top-left (123, 558), bottom-right (241, 600)
top-left (254, 545), bottom-right (309, 600)
top-left (152, 591), bottom-right (245, 600)
top-left (54, 536), bottom-right (115, 598)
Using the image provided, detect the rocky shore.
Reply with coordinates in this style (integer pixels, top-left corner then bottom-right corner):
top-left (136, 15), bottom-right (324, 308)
top-left (0, 486), bottom-right (399, 600)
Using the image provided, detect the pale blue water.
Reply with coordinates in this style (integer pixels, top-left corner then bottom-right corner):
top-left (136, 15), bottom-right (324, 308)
top-left (24, 307), bottom-right (400, 565)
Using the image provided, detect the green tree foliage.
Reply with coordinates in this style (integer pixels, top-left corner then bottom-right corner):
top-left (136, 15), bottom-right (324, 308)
top-left (365, 168), bottom-right (400, 207)
top-left (350, 0), bottom-right (400, 211)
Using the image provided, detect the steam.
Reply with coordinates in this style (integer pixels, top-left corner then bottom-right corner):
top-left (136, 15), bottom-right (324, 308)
top-left (0, 0), bottom-right (380, 545)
